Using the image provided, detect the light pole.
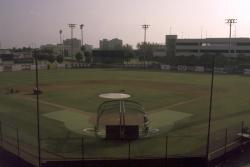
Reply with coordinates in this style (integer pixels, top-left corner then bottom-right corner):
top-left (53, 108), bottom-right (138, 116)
top-left (59, 29), bottom-right (63, 57)
top-left (34, 49), bottom-right (41, 167)
top-left (206, 55), bottom-right (215, 167)
top-left (141, 24), bottom-right (150, 67)
top-left (226, 19), bottom-right (237, 55)
top-left (68, 24), bottom-right (77, 58)
top-left (80, 24), bottom-right (84, 46)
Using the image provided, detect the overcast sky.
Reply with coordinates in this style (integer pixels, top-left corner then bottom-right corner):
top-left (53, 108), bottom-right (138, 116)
top-left (0, 0), bottom-right (250, 49)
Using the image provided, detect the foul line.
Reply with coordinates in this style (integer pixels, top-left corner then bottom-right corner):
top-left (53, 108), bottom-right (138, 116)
top-left (167, 97), bottom-right (203, 108)
top-left (15, 94), bottom-right (94, 116)
top-left (149, 96), bottom-right (203, 114)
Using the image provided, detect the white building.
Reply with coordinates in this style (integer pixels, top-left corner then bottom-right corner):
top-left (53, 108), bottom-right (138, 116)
top-left (166, 35), bottom-right (250, 57)
top-left (40, 39), bottom-right (82, 58)
top-left (99, 38), bottom-right (123, 50)
top-left (40, 44), bottom-right (62, 56)
top-left (84, 44), bottom-right (93, 52)
top-left (63, 38), bottom-right (81, 57)
top-left (151, 44), bottom-right (166, 57)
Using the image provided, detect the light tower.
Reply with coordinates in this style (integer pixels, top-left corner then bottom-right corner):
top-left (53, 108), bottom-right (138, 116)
top-left (68, 24), bottom-right (77, 58)
top-left (59, 29), bottom-right (63, 57)
top-left (226, 19), bottom-right (237, 55)
top-left (141, 24), bottom-right (150, 67)
top-left (59, 29), bottom-right (62, 44)
top-left (80, 24), bottom-right (84, 46)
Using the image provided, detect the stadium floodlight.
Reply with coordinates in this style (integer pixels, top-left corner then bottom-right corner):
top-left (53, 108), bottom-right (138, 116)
top-left (80, 24), bottom-right (84, 46)
top-left (59, 29), bottom-right (63, 56)
top-left (226, 19), bottom-right (237, 54)
top-left (59, 29), bottom-right (62, 44)
top-left (141, 24), bottom-right (150, 43)
top-left (141, 24), bottom-right (150, 68)
top-left (68, 24), bottom-right (77, 58)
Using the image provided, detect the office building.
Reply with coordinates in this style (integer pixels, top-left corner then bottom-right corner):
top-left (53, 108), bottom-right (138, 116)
top-left (166, 35), bottom-right (250, 57)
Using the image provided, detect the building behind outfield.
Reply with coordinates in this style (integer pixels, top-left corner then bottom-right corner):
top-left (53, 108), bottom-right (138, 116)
top-left (63, 38), bottom-right (82, 57)
top-left (166, 35), bottom-right (250, 57)
top-left (99, 38), bottom-right (123, 50)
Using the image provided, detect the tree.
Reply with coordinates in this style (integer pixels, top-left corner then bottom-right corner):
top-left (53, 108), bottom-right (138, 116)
top-left (35, 48), bottom-right (55, 62)
top-left (80, 45), bottom-right (85, 52)
top-left (136, 42), bottom-right (154, 62)
top-left (48, 55), bottom-right (55, 63)
top-left (12, 47), bottom-right (17, 52)
top-left (84, 51), bottom-right (92, 64)
top-left (200, 53), bottom-right (214, 67)
top-left (42, 48), bottom-right (53, 55)
top-left (123, 44), bottom-right (135, 62)
top-left (80, 45), bottom-right (93, 64)
top-left (186, 55), bottom-right (197, 66)
top-left (123, 44), bottom-right (133, 50)
top-left (75, 52), bottom-right (83, 62)
top-left (56, 55), bottom-right (64, 63)
top-left (214, 53), bottom-right (228, 67)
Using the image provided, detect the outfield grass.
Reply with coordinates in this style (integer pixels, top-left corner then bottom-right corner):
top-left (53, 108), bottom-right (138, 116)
top-left (0, 69), bottom-right (250, 158)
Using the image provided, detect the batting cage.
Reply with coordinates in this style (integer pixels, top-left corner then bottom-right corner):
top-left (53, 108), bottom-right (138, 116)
top-left (95, 100), bottom-right (150, 140)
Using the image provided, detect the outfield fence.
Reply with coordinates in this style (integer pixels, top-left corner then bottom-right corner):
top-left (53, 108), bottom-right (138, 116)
top-left (0, 120), bottom-right (248, 166)
top-left (1, 63), bottom-right (250, 76)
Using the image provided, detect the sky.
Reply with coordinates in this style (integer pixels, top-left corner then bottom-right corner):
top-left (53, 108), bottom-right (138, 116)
top-left (0, 0), bottom-right (250, 49)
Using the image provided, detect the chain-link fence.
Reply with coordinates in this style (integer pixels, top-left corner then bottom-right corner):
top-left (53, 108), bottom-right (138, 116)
top-left (0, 120), bottom-right (248, 166)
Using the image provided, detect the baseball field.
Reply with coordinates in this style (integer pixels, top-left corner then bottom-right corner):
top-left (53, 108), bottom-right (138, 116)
top-left (0, 68), bottom-right (250, 159)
